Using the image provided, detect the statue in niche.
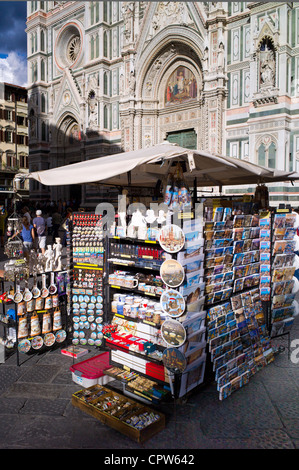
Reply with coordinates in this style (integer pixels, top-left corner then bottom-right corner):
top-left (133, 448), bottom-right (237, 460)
top-left (217, 42), bottom-right (225, 71)
top-left (203, 47), bottom-right (209, 72)
top-left (259, 44), bottom-right (275, 88)
top-left (88, 90), bottom-right (98, 130)
top-left (129, 70), bottom-right (136, 96)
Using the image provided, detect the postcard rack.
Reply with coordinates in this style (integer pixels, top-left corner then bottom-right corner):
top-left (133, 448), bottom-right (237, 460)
top-left (203, 203), bottom-right (275, 400)
top-left (264, 205), bottom-right (297, 356)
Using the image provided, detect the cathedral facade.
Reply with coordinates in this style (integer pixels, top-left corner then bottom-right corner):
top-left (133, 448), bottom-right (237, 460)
top-left (26, 1), bottom-right (299, 207)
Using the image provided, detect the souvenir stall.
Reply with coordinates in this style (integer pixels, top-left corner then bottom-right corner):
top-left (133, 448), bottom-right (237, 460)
top-left (14, 142), bottom-right (299, 439)
top-left (0, 205), bottom-right (69, 364)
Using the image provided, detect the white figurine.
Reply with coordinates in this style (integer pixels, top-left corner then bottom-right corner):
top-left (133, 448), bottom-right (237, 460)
top-left (53, 238), bottom-right (62, 271)
top-left (45, 245), bottom-right (55, 272)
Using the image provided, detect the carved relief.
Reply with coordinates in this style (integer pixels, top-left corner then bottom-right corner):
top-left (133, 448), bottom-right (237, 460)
top-left (148, 2), bottom-right (194, 39)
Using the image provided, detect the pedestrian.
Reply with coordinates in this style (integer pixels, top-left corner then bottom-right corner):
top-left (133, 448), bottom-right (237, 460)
top-left (22, 206), bottom-right (31, 224)
top-left (33, 209), bottom-right (47, 254)
top-left (62, 208), bottom-right (72, 246)
top-left (0, 205), bottom-right (7, 247)
top-left (46, 211), bottom-right (53, 238)
top-left (52, 207), bottom-right (62, 242)
top-left (10, 216), bottom-right (35, 260)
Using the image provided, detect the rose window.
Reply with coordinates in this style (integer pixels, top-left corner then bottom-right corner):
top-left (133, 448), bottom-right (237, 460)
top-left (67, 35), bottom-right (81, 63)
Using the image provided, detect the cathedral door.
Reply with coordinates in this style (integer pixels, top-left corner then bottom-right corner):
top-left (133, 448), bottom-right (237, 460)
top-left (166, 129), bottom-right (197, 149)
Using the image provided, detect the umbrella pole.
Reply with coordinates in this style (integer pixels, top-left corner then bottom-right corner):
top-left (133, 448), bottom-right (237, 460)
top-left (193, 177), bottom-right (197, 206)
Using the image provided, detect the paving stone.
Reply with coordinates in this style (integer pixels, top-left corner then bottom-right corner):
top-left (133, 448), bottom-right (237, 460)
top-left (0, 397), bottom-right (25, 414)
top-left (280, 419), bottom-right (299, 439)
top-left (5, 416), bottom-right (74, 449)
top-left (2, 382), bottom-right (66, 399)
top-left (17, 365), bottom-right (61, 383)
top-left (0, 366), bottom-right (24, 393)
top-left (19, 398), bottom-right (70, 416)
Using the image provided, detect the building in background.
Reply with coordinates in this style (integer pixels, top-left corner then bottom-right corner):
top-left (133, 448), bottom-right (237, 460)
top-left (0, 82), bottom-right (29, 207)
top-left (26, 1), bottom-right (299, 207)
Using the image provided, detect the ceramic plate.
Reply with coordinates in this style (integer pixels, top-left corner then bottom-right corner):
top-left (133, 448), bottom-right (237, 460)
top-left (44, 333), bottom-right (55, 347)
top-left (32, 336), bottom-right (44, 350)
top-left (18, 338), bottom-right (31, 353)
top-left (55, 329), bottom-right (67, 343)
top-left (160, 259), bottom-right (185, 288)
top-left (159, 224), bottom-right (185, 253)
top-left (161, 319), bottom-right (186, 348)
top-left (162, 347), bottom-right (187, 374)
top-left (160, 289), bottom-right (186, 318)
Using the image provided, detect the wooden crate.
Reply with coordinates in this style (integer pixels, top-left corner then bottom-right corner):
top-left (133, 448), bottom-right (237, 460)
top-left (72, 384), bottom-right (165, 443)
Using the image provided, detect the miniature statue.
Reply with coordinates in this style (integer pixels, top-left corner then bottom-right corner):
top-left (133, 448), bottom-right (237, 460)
top-left (53, 237), bottom-right (62, 271)
top-left (44, 245), bottom-right (55, 272)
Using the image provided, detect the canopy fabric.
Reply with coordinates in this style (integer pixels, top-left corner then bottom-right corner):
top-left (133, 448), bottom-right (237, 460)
top-left (15, 142), bottom-right (299, 188)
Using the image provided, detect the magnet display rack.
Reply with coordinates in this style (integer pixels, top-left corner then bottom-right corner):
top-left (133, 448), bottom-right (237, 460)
top-left (70, 212), bottom-right (105, 349)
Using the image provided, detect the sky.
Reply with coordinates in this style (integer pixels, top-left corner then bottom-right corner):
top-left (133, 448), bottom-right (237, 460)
top-left (0, 1), bottom-right (27, 87)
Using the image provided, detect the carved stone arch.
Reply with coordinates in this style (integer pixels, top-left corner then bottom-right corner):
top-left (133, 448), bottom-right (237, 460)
top-left (139, 41), bottom-right (203, 103)
top-left (136, 26), bottom-right (205, 99)
top-left (55, 111), bottom-right (81, 147)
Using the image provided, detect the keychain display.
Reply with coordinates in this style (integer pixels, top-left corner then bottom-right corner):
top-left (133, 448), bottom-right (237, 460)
top-left (72, 213), bottom-right (104, 266)
top-left (71, 213), bottom-right (104, 347)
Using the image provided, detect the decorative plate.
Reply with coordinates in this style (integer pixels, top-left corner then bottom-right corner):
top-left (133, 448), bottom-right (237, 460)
top-left (55, 329), bottom-right (67, 343)
top-left (18, 338), bottom-right (31, 353)
top-left (32, 336), bottom-right (44, 350)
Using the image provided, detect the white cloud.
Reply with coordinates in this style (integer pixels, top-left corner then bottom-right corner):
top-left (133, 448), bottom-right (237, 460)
top-left (0, 52), bottom-right (27, 88)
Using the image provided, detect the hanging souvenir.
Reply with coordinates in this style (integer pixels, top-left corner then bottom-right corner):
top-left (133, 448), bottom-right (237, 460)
top-left (48, 272), bottom-right (57, 295)
top-left (41, 274), bottom-right (49, 299)
top-left (160, 259), bottom-right (185, 288)
top-left (57, 273), bottom-right (66, 296)
top-left (42, 312), bottom-right (52, 334)
top-left (13, 278), bottom-right (23, 304)
top-left (162, 347), bottom-right (187, 374)
top-left (35, 296), bottom-right (44, 311)
top-left (161, 318), bottom-right (186, 348)
top-left (164, 173), bottom-right (174, 206)
top-left (26, 298), bottom-right (35, 313)
top-left (31, 274), bottom-right (40, 299)
top-left (52, 294), bottom-right (59, 308)
top-left (23, 281), bottom-right (32, 302)
top-left (44, 332), bottom-right (55, 347)
top-left (160, 289), bottom-right (186, 318)
top-left (18, 316), bottom-right (28, 339)
top-left (44, 296), bottom-right (53, 310)
top-left (55, 330), bottom-right (66, 343)
top-left (158, 224), bottom-right (185, 254)
top-left (53, 309), bottom-right (62, 331)
top-left (30, 314), bottom-right (41, 337)
top-left (32, 336), bottom-right (43, 350)
top-left (17, 301), bottom-right (26, 316)
top-left (18, 338), bottom-right (31, 353)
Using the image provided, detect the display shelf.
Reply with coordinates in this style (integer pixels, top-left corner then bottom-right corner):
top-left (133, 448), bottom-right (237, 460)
top-left (104, 338), bottom-right (164, 365)
top-left (111, 236), bottom-right (159, 245)
top-left (108, 259), bottom-right (162, 272)
top-left (112, 312), bottom-right (161, 329)
top-left (109, 284), bottom-right (161, 299)
top-left (72, 384), bottom-right (165, 443)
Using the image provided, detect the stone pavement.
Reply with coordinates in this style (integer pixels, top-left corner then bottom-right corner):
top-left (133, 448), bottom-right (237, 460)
top-left (0, 316), bottom-right (298, 450)
top-left (0, 248), bottom-right (299, 450)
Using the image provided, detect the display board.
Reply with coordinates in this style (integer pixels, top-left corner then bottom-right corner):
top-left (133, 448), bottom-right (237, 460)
top-left (71, 213), bottom-right (105, 347)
